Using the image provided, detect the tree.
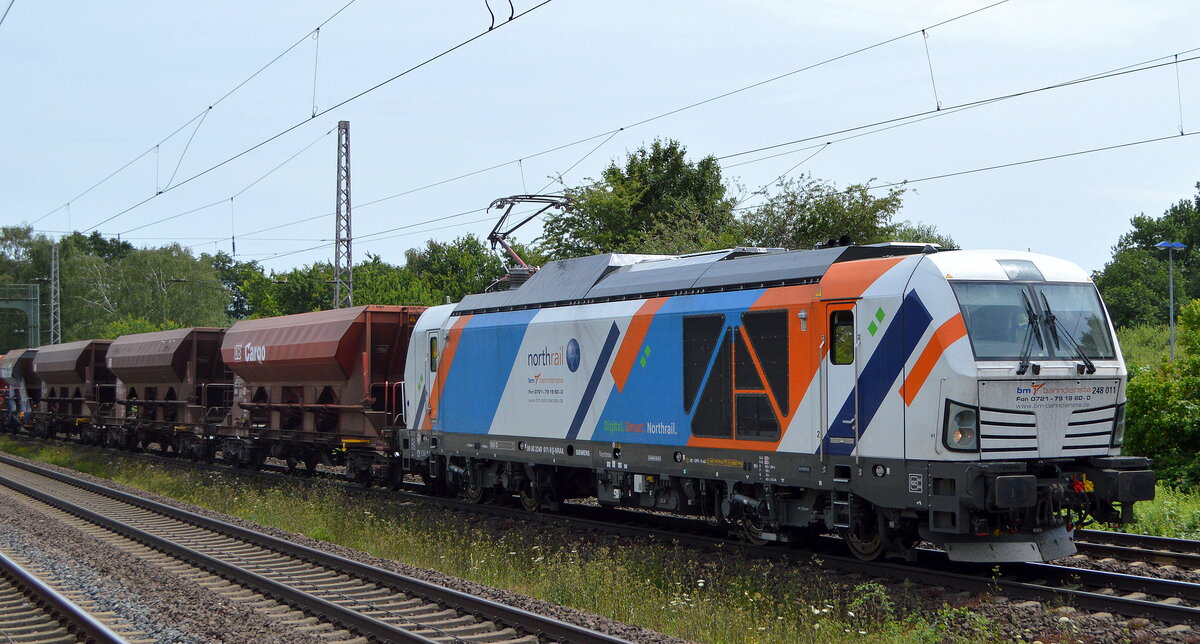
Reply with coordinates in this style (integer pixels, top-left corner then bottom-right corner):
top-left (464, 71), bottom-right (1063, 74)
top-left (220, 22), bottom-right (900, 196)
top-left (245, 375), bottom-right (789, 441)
top-left (1094, 182), bottom-right (1200, 328)
top-left (1093, 248), bottom-right (1175, 329)
top-left (248, 262), bottom-right (335, 317)
top-left (353, 253), bottom-right (440, 306)
top-left (97, 315), bottom-right (181, 339)
top-left (539, 139), bottom-right (736, 258)
top-left (739, 175), bottom-right (950, 250)
top-left (204, 251), bottom-right (265, 320)
top-left (59, 231), bottom-right (133, 261)
top-left (404, 235), bottom-right (506, 302)
top-left (65, 244), bottom-right (228, 338)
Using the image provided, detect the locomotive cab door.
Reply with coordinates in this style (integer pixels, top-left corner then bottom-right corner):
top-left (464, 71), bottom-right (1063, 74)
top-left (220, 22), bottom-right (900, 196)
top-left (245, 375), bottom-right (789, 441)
top-left (821, 302), bottom-right (860, 460)
top-left (425, 330), bottom-right (440, 430)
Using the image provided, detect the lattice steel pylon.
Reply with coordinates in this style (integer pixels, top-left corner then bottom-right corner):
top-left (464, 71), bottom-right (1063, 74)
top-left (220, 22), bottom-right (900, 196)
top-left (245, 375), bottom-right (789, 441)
top-left (49, 242), bottom-right (61, 344)
top-left (333, 120), bottom-right (353, 308)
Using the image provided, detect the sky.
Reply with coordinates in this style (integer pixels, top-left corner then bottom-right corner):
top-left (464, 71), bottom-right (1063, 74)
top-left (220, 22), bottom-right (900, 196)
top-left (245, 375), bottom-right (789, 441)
top-left (2, 0), bottom-right (1198, 276)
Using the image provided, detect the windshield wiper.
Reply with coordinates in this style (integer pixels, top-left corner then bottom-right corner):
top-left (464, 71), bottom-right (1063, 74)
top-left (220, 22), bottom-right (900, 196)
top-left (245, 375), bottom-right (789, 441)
top-left (1016, 290), bottom-right (1042, 375)
top-left (1039, 290), bottom-right (1096, 375)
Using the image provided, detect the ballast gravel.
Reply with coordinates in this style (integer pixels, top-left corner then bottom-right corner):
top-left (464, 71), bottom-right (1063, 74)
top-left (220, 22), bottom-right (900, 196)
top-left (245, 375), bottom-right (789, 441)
top-left (0, 451), bottom-right (689, 644)
top-left (4, 448), bottom-right (1200, 643)
top-left (0, 492), bottom-right (329, 644)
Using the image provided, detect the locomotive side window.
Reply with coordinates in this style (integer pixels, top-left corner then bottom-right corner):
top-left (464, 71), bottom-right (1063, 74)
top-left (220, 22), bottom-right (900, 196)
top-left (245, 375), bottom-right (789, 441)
top-left (429, 335), bottom-right (439, 372)
top-left (830, 310), bottom-right (854, 365)
top-left (735, 394), bottom-right (779, 440)
top-left (742, 309), bottom-right (789, 411)
top-left (691, 328), bottom-right (733, 438)
top-left (683, 314), bottom-right (725, 413)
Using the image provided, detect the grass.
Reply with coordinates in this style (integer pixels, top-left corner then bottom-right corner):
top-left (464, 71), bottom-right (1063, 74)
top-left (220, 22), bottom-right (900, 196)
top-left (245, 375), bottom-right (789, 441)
top-left (0, 437), bottom-right (999, 643)
top-left (1097, 483), bottom-right (1200, 540)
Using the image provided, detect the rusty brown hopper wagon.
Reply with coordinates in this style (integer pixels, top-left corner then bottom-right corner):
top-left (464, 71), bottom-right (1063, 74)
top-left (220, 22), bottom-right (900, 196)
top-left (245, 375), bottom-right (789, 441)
top-left (0, 348), bottom-right (42, 428)
top-left (104, 327), bottom-right (231, 452)
top-left (30, 339), bottom-right (114, 437)
top-left (219, 305), bottom-right (426, 473)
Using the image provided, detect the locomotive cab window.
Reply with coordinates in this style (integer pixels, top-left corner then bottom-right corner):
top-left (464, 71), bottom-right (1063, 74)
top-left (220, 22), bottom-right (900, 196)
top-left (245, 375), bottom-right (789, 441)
top-left (429, 335), bottom-right (439, 372)
top-left (830, 310), bottom-right (854, 365)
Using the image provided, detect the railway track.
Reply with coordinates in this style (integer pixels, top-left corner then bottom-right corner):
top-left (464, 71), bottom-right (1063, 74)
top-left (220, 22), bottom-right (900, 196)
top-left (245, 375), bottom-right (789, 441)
top-left (0, 547), bottom-right (128, 643)
top-left (0, 452), bottom-right (630, 644)
top-left (1075, 529), bottom-right (1200, 569)
top-left (7, 437), bottom-right (1200, 628)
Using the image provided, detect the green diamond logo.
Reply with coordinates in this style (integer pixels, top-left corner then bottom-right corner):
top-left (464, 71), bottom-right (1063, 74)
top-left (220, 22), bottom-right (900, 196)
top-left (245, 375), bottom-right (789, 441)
top-left (644, 346), bottom-right (651, 357)
top-left (868, 321), bottom-right (879, 336)
top-left (875, 307), bottom-right (886, 322)
top-left (639, 356), bottom-right (647, 368)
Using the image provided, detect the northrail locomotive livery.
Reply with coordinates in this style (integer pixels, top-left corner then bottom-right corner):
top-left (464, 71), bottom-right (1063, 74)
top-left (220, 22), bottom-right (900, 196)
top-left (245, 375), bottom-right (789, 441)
top-left (1, 243), bottom-right (1155, 563)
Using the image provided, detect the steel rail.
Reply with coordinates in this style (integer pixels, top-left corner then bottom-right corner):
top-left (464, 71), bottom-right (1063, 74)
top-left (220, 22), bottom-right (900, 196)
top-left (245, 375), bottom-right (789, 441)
top-left (0, 549), bottom-right (128, 644)
top-left (0, 452), bottom-right (631, 644)
top-left (1076, 529), bottom-right (1200, 568)
top-left (0, 471), bottom-right (442, 644)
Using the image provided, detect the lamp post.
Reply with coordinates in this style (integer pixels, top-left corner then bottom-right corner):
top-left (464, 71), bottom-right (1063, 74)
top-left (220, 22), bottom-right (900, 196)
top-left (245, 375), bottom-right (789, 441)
top-left (1155, 241), bottom-right (1187, 362)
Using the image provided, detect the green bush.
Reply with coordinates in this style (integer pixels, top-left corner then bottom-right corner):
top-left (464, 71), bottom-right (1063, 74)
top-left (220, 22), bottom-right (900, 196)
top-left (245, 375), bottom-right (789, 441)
top-left (1116, 324), bottom-right (1172, 371)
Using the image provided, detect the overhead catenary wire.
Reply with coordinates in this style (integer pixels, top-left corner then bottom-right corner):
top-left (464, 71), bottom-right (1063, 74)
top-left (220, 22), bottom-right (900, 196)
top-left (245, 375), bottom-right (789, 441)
top-left (80, 0), bottom-right (556, 234)
top-left (254, 127), bottom-right (1200, 264)
top-left (33, 0), bottom-right (361, 226)
top-left (1176, 54), bottom-right (1187, 135)
top-left (76, 44), bottom-right (1200, 253)
top-left (866, 130), bottom-right (1199, 191)
top-left (716, 50), bottom-right (1200, 162)
top-left (0, 0), bottom-right (15, 30)
top-left (116, 126), bottom-right (336, 236)
top-left (240, 14), bottom-right (1194, 245)
top-left (266, 0), bottom-right (1011, 220)
top-left (79, 0), bottom-right (1008, 242)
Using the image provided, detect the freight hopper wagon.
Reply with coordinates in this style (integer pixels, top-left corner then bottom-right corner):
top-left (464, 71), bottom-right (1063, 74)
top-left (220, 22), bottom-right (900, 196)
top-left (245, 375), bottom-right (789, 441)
top-left (0, 349), bottom-right (41, 431)
top-left (30, 340), bottom-right (114, 439)
top-left (220, 305), bottom-right (425, 479)
top-left (401, 245), bottom-right (1155, 563)
top-left (101, 327), bottom-right (232, 455)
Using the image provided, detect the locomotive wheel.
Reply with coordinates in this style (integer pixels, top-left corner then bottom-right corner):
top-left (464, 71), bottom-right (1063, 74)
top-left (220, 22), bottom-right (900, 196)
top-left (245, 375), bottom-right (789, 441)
top-left (518, 483), bottom-right (542, 512)
top-left (840, 527), bottom-right (884, 561)
top-left (464, 479), bottom-right (490, 504)
top-left (740, 515), bottom-right (771, 546)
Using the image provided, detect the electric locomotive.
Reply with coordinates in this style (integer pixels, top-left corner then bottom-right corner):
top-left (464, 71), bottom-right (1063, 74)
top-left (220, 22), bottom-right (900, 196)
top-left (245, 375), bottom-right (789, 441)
top-left (399, 244), bottom-right (1154, 562)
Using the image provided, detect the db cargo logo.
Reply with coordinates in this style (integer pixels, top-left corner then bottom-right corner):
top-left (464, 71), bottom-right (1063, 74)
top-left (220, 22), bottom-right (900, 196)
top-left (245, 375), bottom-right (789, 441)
top-left (233, 343), bottom-right (267, 363)
top-left (528, 338), bottom-right (581, 373)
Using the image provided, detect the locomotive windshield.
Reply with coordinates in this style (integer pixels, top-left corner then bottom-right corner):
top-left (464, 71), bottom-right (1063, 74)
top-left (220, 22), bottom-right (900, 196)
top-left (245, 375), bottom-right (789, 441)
top-left (950, 281), bottom-right (1116, 361)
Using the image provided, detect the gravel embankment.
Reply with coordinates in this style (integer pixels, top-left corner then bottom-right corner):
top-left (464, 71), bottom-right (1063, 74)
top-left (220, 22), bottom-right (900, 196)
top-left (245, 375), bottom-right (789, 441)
top-left (0, 491), bottom-right (330, 644)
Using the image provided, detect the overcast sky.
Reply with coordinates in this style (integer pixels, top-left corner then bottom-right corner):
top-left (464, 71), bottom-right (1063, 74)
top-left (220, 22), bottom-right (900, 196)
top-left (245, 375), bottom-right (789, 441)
top-left (2, 1), bottom-right (1198, 275)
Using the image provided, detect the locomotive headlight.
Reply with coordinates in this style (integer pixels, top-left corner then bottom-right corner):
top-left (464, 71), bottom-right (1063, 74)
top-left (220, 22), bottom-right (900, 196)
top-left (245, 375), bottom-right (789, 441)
top-left (943, 400), bottom-right (979, 452)
top-left (1111, 403), bottom-right (1126, 447)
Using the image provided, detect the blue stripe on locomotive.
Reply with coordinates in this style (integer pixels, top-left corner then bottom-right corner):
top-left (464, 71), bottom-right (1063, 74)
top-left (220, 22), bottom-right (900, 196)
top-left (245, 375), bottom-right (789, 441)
top-left (588, 290), bottom-right (765, 446)
top-left (438, 310), bottom-right (538, 433)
